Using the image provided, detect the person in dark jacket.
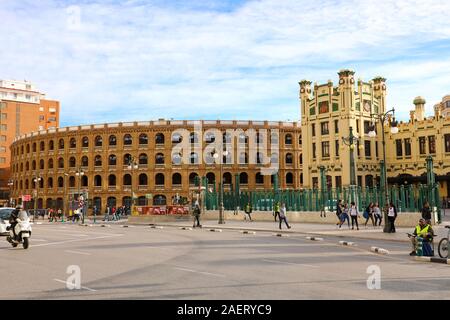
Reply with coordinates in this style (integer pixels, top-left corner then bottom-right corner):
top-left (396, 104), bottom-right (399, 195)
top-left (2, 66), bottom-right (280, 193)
top-left (421, 201), bottom-right (432, 224)
top-left (192, 202), bottom-right (201, 228)
top-left (8, 207), bottom-right (20, 239)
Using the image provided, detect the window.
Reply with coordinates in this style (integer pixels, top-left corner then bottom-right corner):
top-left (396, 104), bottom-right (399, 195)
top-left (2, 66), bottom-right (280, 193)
top-left (0, 135), bottom-right (6, 142)
top-left (364, 121), bottom-right (372, 134)
top-left (335, 140), bottom-right (339, 157)
top-left (139, 153), bottom-right (148, 165)
top-left (70, 138), bottom-right (76, 148)
top-left (319, 101), bottom-right (329, 113)
top-left (335, 176), bottom-right (342, 188)
top-left (321, 122), bottom-right (329, 135)
top-left (445, 135), bottom-right (450, 153)
top-left (155, 153), bottom-right (164, 164)
top-left (285, 153), bottom-right (293, 164)
top-left (312, 177), bottom-right (319, 189)
top-left (312, 124), bottom-right (316, 137)
top-left (365, 140), bottom-right (371, 158)
top-left (109, 135), bottom-right (117, 146)
top-left (405, 138), bottom-right (411, 156)
top-left (109, 155), bottom-right (117, 166)
top-left (82, 137), bottom-right (89, 148)
top-left (81, 156), bottom-right (88, 167)
top-left (1, 113), bottom-right (6, 120)
top-left (123, 134), bottom-right (132, 146)
top-left (419, 137), bottom-right (426, 155)
top-left (95, 155), bottom-right (102, 166)
top-left (428, 136), bottom-right (436, 154)
top-left (59, 139), bottom-right (64, 149)
top-left (312, 143), bottom-right (316, 159)
top-left (156, 133), bottom-right (165, 144)
top-left (321, 141), bottom-right (330, 158)
top-left (396, 139), bottom-right (402, 157)
top-left (334, 120), bottom-right (339, 134)
top-left (285, 134), bottom-right (293, 145)
top-left (95, 136), bottom-right (103, 147)
top-left (1, 124), bottom-right (6, 131)
top-left (139, 134), bottom-right (148, 145)
top-left (48, 117), bottom-right (56, 122)
top-left (39, 115), bottom-right (44, 121)
top-left (375, 141), bottom-right (379, 158)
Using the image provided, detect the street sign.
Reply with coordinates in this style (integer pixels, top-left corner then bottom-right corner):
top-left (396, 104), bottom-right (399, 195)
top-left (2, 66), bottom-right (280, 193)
top-left (22, 195), bottom-right (31, 202)
top-left (146, 194), bottom-right (153, 199)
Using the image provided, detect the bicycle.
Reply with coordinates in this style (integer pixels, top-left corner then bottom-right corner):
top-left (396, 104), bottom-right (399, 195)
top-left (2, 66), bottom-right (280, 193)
top-left (438, 225), bottom-right (450, 258)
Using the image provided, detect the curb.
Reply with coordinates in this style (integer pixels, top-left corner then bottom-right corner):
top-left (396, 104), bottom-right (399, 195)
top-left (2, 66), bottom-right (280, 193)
top-left (370, 247), bottom-right (390, 255)
top-left (306, 236), bottom-right (323, 241)
top-left (273, 233), bottom-right (289, 237)
top-left (339, 241), bottom-right (356, 246)
top-left (179, 227), bottom-right (193, 231)
top-left (209, 229), bottom-right (223, 232)
top-left (414, 256), bottom-right (450, 264)
top-left (241, 231), bottom-right (256, 235)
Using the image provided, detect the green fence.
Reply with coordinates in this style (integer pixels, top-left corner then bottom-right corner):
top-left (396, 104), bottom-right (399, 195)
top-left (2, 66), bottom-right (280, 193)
top-left (206, 184), bottom-right (441, 217)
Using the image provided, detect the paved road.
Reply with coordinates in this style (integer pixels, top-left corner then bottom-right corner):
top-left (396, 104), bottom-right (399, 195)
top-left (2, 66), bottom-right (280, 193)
top-left (0, 223), bottom-right (449, 300)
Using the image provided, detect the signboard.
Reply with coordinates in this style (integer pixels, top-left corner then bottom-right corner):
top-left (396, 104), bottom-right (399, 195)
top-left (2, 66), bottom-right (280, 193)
top-left (146, 194), bottom-right (153, 199)
top-left (22, 195), bottom-right (31, 202)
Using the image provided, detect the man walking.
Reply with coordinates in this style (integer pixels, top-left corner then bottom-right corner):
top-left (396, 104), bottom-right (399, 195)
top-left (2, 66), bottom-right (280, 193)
top-left (244, 202), bottom-right (253, 221)
top-left (274, 201), bottom-right (280, 222)
top-left (192, 202), bottom-right (201, 228)
top-left (278, 202), bottom-right (291, 230)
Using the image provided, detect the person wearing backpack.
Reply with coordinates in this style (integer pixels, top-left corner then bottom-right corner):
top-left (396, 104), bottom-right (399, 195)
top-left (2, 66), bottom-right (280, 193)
top-left (338, 202), bottom-right (350, 229)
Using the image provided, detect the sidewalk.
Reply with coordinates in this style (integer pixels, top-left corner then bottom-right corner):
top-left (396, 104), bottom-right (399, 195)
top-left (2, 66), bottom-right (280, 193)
top-left (137, 219), bottom-right (450, 243)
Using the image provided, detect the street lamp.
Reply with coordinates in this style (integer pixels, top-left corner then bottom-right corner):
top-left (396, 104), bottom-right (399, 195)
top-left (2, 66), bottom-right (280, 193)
top-left (75, 168), bottom-right (85, 223)
top-left (7, 179), bottom-right (14, 207)
top-left (341, 127), bottom-right (362, 203)
top-left (213, 150), bottom-right (229, 224)
top-left (33, 175), bottom-right (42, 221)
top-left (127, 157), bottom-right (139, 215)
top-left (368, 108), bottom-right (398, 233)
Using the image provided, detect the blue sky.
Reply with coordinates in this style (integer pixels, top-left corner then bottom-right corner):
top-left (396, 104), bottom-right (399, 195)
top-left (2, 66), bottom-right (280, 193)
top-left (1, 0), bottom-right (450, 127)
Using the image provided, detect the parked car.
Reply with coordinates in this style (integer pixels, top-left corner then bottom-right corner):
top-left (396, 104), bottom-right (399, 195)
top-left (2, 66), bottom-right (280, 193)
top-left (0, 207), bottom-right (15, 236)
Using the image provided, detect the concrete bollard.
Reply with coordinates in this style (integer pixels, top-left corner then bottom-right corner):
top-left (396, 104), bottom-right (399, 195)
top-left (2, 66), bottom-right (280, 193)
top-left (209, 229), bottom-right (223, 232)
top-left (306, 236), bottom-right (324, 241)
top-left (339, 241), bottom-right (356, 246)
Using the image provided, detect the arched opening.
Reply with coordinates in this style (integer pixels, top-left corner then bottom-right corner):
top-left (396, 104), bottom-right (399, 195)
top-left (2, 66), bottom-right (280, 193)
top-left (285, 153), bottom-right (293, 164)
top-left (95, 136), bottom-right (103, 147)
top-left (189, 173), bottom-right (199, 185)
top-left (48, 158), bottom-right (54, 169)
top-left (285, 134), bottom-right (293, 145)
top-left (223, 172), bottom-right (232, 185)
top-left (155, 133), bottom-right (165, 145)
top-left (49, 140), bottom-right (54, 150)
top-left (123, 134), bottom-right (133, 146)
top-left (59, 139), bottom-right (65, 149)
top-left (153, 195), bottom-right (166, 205)
top-left (69, 176), bottom-right (76, 188)
top-left (40, 141), bottom-right (45, 152)
top-left (81, 175), bottom-right (88, 187)
top-left (139, 134), bottom-right (148, 145)
top-left (240, 172), bottom-right (248, 184)
top-left (139, 174), bottom-right (148, 186)
top-left (206, 172), bottom-right (215, 184)
top-left (40, 159), bottom-right (44, 170)
top-left (172, 173), bottom-right (182, 185)
top-left (48, 177), bottom-right (53, 188)
top-left (82, 136), bottom-right (89, 148)
top-left (109, 154), bottom-right (117, 166)
top-left (58, 177), bottom-right (64, 188)
top-left (108, 175), bottom-right (117, 186)
top-left (95, 155), bottom-right (102, 166)
top-left (70, 138), bottom-right (76, 148)
top-left (123, 174), bottom-right (132, 186)
top-left (81, 156), bottom-right (88, 167)
top-left (255, 172), bottom-right (264, 184)
top-left (155, 173), bottom-right (165, 186)
top-left (155, 153), bottom-right (164, 164)
top-left (123, 153), bottom-right (132, 166)
top-left (58, 158), bottom-right (64, 169)
top-left (190, 152), bottom-right (199, 164)
top-left (107, 197), bottom-right (117, 208)
top-left (172, 153), bottom-right (182, 165)
top-left (69, 157), bottom-right (76, 168)
top-left (286, 172), bottom-right (294, 185)
top-left (109, 135), bottom-right (117, 146)
top-left (94, 175), bottom-right (102, 187)
top-left (139, 153), bottom-right (148, 165)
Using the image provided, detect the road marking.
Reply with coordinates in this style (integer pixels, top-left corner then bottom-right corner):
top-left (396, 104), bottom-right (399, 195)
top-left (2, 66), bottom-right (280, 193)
top-left (65, 250), bottom-right (91, 256)
top-left (173, 267), bottom-right (226, 278)
top-left (262, 259), bottom-right (319, 268)
top-left (53, 279), bottom-right (97, 292)
top-left (32, 239), bottom-right (48, 242)
top-left (33, 234), bottom-right (123, 248)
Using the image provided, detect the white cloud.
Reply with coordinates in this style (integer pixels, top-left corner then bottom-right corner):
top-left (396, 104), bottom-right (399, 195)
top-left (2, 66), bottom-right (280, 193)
top-left (0, 0), bottom-right (449, 126)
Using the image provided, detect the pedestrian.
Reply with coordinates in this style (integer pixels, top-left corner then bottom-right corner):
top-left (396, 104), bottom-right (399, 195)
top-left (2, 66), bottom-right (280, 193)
top-left (373, 203), bottom-right (382, 226)
top-left (364, 202), bottom-right (375, 228)
top-left (339, 203), bottom-right (350, 229)
top-left (279, 202), bottom-right (291, 229)
top-left (335, 200), bottom-right (343, 226)
top-left (273, 201), bottom-right (280, 222)
top-left (57, 208), bottom-right (62, 221)
top-left (112, 206), bottom-right (117, 221)
top-left (387, 202), bottom-right (398, 233)
top-left (244, 202), bottom-right (253, 221)
top-left (192, 202), bottom-right (201, 228)
top-left (349, 201), bottom-right (359, 230)
top-left (103, 206), bottom-right (110, 221)
top-left (421, 201), bottom-right (432, 224)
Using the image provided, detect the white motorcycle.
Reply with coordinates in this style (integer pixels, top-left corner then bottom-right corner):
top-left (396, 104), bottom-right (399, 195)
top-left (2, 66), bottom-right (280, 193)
top-left (7, 211), bottom-right (32, 249)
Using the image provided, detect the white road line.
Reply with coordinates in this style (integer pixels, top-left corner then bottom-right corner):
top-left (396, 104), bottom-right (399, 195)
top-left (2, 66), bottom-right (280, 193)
top-left (53, 279), bottom-right (97, 292)
top-left (65, 250), bottom-right (91, 256)
top-left (66, 234), bottom-right (89, 237)
top-left (32, 239), bottom-right (48, 242)
top-left (33, 234), bottom-right (123, 248)
top-left (173, 267), bottom-right (226, 278)
top-left (262, 259), bottom-right (319, 268)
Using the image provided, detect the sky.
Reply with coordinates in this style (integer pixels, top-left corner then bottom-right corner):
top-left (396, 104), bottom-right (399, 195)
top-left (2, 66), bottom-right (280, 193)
top-left (1, 0), bottom-right (450, 127)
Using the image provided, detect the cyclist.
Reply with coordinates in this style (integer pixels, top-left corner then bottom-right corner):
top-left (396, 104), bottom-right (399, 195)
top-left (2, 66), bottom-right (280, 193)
top-left (409, 218), bottom-right (434, 256)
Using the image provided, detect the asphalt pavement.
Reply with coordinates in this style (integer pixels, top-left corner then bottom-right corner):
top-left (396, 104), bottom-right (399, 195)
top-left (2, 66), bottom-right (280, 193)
top-left (1, 220), bottom-right (450, 300)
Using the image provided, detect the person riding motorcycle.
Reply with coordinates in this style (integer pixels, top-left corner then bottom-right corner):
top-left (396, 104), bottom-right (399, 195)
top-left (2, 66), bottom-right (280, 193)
top-left (7, 206), bottom-right (21, 239)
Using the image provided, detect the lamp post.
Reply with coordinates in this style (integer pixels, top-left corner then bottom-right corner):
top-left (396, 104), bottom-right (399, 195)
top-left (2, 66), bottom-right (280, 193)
top-left (33, 175), bottom-right (42, 221)
top-left (7, 179), bottom-right (14, 207)
top-left (75, 167), bottom-right (85, 224)
top-left (213, 150), bottom-right (229, 224)
top-left (127, 156), bottom-right (138, 215)
top-left (63, 173), bottom-right (69, 223)
top-left (368, 108), bottom-right (398, 233)
top-left (341, 127), bottom-right (361, 203)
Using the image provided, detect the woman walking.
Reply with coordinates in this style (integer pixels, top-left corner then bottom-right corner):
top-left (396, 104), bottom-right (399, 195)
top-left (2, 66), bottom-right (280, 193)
top-left (350, 201), bottom-right (359, 230)
top-left (373, 203), bottom-right (382, 226)
top-left (364, 202), bottom-right (375, 228)
top-left (339, 202), bottom-right (350, 229)
top-left (336, 200), bottom-right (343, 226)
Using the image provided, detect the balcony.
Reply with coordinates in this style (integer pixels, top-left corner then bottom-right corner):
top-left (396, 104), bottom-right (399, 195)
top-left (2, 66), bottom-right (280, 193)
top-left (138, 185), bottom-right (148, 191)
